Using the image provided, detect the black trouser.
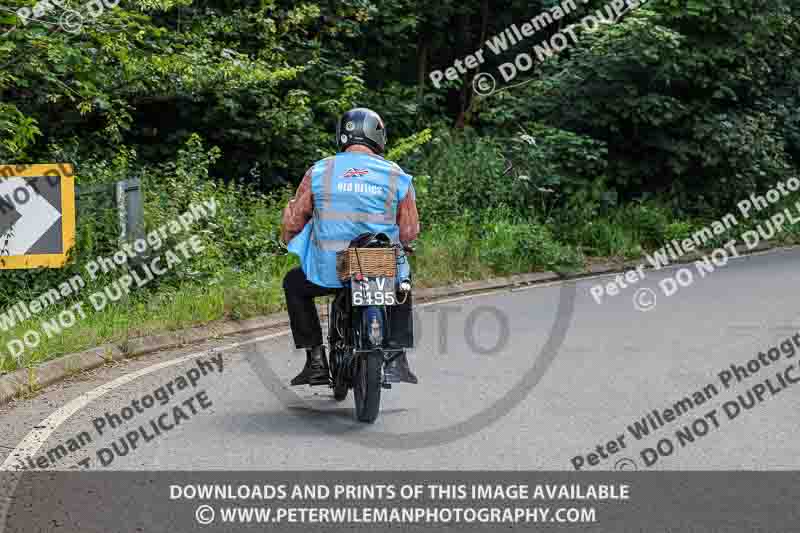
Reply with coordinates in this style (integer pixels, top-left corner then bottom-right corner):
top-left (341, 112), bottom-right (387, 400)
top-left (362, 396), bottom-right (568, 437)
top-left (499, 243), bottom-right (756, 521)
top-left (282, 267), bottom-right (415, 350)
top-left (283, 267), bottom-right (340, 349)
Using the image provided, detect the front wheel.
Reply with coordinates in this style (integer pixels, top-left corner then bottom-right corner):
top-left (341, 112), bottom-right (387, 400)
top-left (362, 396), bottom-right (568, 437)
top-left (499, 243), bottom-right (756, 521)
top-left (353, 351), bottom-right (383, 423)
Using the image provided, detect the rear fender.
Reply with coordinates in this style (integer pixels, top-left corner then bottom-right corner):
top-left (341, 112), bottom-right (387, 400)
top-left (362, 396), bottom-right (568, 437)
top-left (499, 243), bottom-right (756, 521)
top-left (354, 306), bottom-right (386, 351)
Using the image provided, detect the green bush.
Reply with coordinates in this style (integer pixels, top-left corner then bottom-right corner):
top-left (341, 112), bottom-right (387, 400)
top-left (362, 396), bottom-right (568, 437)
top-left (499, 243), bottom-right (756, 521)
top-left (556, 199), bottom-right (679, 258)
top-left (412, 208), bottom-right (582, 285)
top-left (414, 129), bottom-right (520, 221)
top-left (664, 221), bottom-right (695, 243)
top-left (579, 220), bottom-right (643, 259)
top-left (615, 203), bottom-right (672, 249)
top-left (476, 209), bottom-right (583, 274)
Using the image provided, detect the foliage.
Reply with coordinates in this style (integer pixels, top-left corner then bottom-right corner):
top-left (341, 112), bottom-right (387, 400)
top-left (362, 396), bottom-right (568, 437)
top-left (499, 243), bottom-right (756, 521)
top-left (414, 129), bottom-right (522, 220)
top-left (0, 0), bottom-right (799, 368)
top-left (386, 128), bottom-right (433, 164)
top-left (514, 1), bottom-right (795, 210)
top-left (1, 0), bottom-right (797, 205)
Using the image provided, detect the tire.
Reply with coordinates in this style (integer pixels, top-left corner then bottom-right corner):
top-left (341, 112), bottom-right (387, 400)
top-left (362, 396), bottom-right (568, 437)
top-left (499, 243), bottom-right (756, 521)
top-left (333, 362), bottom-right (349, 402)
top-left (353, 351), bottom-right (383, 423)
top-left (328, 296), bottom-right (349, 402)
top-left (333, 382), bottom-right (349, 401)
top-left (328, 346), bottom-right (349, 402)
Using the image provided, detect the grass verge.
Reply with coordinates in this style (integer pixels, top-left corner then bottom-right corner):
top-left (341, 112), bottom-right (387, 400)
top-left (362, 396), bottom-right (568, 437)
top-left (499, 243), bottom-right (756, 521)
top-left (2, 202), bottom-right (800, 374)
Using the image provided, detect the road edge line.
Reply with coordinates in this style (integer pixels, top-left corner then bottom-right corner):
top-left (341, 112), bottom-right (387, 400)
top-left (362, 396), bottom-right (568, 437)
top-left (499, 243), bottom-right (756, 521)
top-left (0, 240), bottom-right (791, 406)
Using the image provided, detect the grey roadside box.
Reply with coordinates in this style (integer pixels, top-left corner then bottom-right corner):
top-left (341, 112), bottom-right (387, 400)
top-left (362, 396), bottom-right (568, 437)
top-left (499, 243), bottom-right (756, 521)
top-left (114, 179), bottom-right (143, 235)
top-left (116, 179), bottom-right (145, 265)
top-left (76, 179), bottom-right (145, 265)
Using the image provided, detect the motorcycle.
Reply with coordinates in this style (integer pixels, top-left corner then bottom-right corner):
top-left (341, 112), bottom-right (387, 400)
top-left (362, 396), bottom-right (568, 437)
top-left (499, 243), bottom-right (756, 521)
top-left (327, 233), bottom-right (414, 423)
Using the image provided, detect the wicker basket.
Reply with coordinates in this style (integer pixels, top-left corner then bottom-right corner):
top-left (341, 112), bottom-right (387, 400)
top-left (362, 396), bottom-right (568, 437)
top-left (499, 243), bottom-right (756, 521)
top-left (336, 248), bottom-right (397, 280)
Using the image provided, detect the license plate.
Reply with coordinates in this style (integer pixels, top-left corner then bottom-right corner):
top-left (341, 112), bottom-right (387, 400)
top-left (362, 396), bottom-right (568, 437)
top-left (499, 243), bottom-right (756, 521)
top-left (351, 276), bottom-right (396, 306)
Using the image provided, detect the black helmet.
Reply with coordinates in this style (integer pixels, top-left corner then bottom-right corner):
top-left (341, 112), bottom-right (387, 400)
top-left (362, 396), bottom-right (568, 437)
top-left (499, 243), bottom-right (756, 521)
top-left (336, 108), bottom-right (387, 154)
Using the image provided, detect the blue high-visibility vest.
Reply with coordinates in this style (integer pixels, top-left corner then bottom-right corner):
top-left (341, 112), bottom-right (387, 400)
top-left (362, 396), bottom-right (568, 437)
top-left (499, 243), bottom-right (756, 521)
top-left (287, 152), bottom-right (414, 288)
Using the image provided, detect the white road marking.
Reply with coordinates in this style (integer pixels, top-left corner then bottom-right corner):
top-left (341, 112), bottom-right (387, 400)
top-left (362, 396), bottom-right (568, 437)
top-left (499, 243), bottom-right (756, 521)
top-left (0, 332), bottom-right (288, 470)
top-left (0, 288), bottom-right (528, 471)
top-left (3, 246), bottom-right (791, 469)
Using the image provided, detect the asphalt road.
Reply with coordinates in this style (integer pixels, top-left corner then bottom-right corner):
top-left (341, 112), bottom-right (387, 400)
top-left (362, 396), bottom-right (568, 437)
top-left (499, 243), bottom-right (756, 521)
top-left (2, 247), bottom-right (800, 472)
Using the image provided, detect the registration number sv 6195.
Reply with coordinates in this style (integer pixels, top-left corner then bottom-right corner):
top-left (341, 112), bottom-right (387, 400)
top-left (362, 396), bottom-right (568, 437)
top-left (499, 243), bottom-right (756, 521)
top-left (352, 276), bottom-right (396, 306)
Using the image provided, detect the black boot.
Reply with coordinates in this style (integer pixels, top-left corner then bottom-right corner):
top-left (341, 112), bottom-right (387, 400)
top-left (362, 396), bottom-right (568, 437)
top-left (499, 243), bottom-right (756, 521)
top-left (291, 345), bottom-right (330, 386)
top-left (383, 352), bottom-right (418, 384)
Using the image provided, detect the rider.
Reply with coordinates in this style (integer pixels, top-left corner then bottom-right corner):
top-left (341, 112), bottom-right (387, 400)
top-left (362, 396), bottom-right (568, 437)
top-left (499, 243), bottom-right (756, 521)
top-left (281, 108), bottom-right (419, 387)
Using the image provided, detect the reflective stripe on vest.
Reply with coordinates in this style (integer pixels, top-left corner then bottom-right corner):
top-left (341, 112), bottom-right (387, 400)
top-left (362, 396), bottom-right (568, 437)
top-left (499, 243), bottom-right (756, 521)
top-left (314, 238), bottom-right (353, 252)
top-left (313, 160), bottom-right (401, 250)
top-left (293, 152), bottom-right (412, 288)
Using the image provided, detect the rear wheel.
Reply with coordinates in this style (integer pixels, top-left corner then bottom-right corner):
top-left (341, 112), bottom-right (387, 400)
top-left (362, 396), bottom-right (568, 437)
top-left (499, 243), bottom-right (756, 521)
top-left (353, 351), bottom-right (383, 423)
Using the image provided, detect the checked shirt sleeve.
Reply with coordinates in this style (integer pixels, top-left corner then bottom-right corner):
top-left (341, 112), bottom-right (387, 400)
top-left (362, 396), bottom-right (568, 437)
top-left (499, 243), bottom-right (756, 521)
top-left (280, 169), bottom-right (313, 244)
top-left (397, 184), bottom-right (420, 244)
